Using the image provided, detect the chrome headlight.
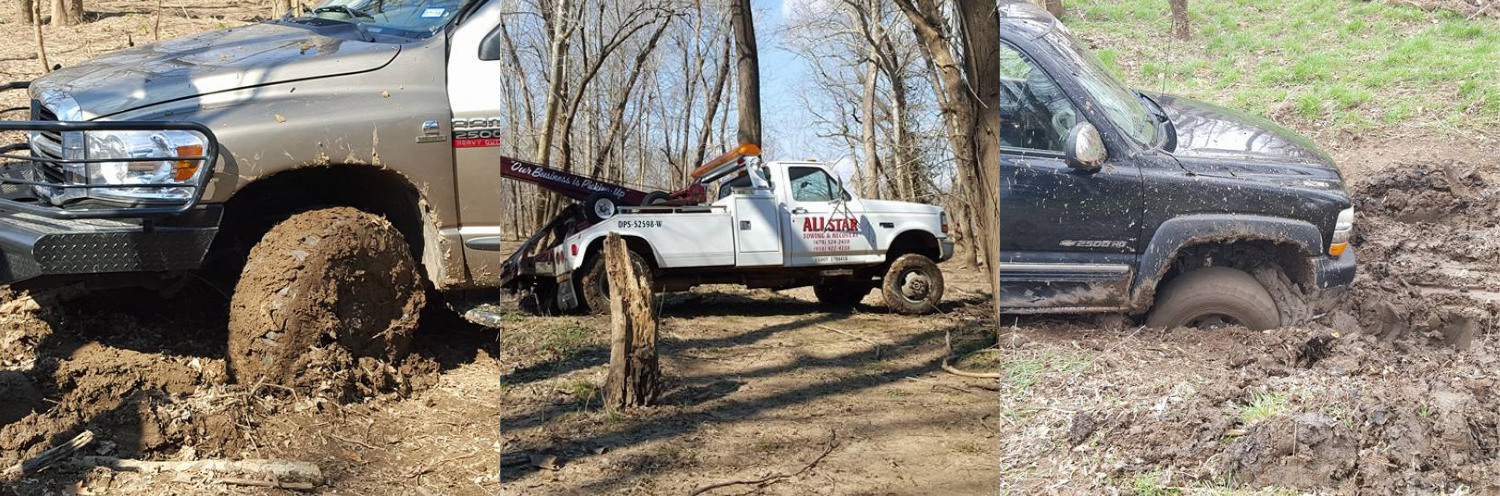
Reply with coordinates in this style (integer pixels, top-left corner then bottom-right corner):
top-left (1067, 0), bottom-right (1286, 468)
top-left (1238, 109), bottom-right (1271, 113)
top-left (58, 130), bottom-right (207, 203)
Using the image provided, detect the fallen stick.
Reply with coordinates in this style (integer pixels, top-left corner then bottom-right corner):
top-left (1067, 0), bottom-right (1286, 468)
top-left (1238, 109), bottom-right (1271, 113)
top-left (687, 430), bottom-right (838, 496)
top-left (814, 323), bottom-right (885, 359)
top-left (940, 330), bottom-right (1006, 379)
top-left (2, 430), bottom-right (93, 479)
top-left (72, 457), bottom-right (324, 486)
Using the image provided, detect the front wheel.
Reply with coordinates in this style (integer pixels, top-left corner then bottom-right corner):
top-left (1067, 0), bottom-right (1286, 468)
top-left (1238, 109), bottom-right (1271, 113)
top-left (578, 250), bottom-right (653, 315)
top-left (1146, 266), bottom-right (1280, 330)
top-left (227, 207), bottom-right (425, 387)
top-left (881, 254), bottom-right (944, 315)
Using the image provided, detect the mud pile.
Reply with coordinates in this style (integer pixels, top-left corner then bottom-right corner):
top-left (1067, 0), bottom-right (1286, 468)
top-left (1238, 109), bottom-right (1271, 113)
top-left (0, 297), bottom-right (440, 472)
top-left (1092, 326), bottom-right (1500, 493)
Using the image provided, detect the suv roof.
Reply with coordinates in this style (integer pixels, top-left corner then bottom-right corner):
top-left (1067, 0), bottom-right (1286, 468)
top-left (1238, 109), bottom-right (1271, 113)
top-left (999, 1), bottom-right (1059, 40)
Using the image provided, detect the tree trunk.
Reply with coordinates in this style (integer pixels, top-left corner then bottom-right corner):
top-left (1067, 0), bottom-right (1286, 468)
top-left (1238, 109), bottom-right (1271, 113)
top-left (692, 32), bottom-right (733, 170)
top-left (859, 59), bottom-right (883, 199)
top-left (892, 0), bottom-right (1001, 320)
top-left (271, 0), bottom-right (291, 19)
top-left (32, 0), bottom-right (48, 74)
top-left (46, 0), bottom-right (62, 26)
top-left (14, 0), bottom-right (33, 25)
top-left (1169, 0), bottom-right (1191, 40)
top-left (63, 0), bottom-right (80, 24)
top-left (603, 233), bottom-right (660, 410)
top-left (729, 0), bottom-right (762, 147)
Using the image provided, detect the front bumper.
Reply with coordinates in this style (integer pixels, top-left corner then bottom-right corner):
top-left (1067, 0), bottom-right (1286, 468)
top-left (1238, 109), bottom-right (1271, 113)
top-left (0, 206), bottom-right (219, 285)
top-left (939, 238), bottom-right (955, 262)
top-left (1312, 246), bottom-right (1356, 289)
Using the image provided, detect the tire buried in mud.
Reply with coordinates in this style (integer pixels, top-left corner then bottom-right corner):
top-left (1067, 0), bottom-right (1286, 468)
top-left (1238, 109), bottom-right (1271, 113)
top-left (227, 207), bottom-right (426, 387)
top-left (1146, 266), bottom-right (1280, 330)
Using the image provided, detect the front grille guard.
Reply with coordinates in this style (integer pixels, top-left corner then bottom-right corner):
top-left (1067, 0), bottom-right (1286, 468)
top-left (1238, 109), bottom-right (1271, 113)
top-left (0, 81), bottom-right (220, 219)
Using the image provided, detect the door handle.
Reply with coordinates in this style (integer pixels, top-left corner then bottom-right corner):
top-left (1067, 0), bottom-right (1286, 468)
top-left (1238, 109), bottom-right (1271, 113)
top-left (791, 207), bottom-right (808, 214)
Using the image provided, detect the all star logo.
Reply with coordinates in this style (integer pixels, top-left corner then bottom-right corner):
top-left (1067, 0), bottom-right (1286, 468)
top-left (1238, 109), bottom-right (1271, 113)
top-left (803, 216), bottom-right (859, 232)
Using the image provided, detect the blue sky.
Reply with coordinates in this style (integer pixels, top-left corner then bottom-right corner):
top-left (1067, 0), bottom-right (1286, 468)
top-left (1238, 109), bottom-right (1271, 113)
top-left (752, 0), bottom-right (859, 171)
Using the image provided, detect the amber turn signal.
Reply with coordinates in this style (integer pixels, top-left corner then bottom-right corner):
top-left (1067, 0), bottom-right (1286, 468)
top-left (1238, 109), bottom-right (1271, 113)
top-left (1328, 242), bottom-right (1348, 257)
top-left (174, 144), bottom-right (203, 181)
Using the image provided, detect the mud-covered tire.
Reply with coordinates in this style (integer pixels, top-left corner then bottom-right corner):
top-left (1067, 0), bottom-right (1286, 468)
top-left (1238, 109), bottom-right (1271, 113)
top-left (814, 281), bottom-right (873, 308)
top-left (578, 250), bottom-right (653, 315)
top-left (1146, 266), bottom-right (1280, 330)
top-left (227, 207), bottom-right (426, 386)
top-left (881, 254), bottom-right (944, 315)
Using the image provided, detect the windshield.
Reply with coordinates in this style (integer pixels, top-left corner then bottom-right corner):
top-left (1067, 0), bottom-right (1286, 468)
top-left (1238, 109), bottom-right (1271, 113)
top-left (295, 0), bottom-right (473, 38)
top-left (1043, 29), bottom-right (1158, 146)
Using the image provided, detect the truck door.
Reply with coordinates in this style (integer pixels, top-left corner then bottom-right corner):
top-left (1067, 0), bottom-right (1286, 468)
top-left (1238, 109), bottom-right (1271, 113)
top-left (442, 2), bottom-right (513, 285)
top-left (780, 165), bottom-right (874, 267)
top-left (719, 164), bottom-right (783, 267)
top-left (997, 41), bottom-right (1143, 310)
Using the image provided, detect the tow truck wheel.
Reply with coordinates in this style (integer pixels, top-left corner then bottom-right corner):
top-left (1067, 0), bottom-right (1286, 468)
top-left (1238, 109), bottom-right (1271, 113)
top-left (814, 281), bottom-right (873, 308)
top-left (227, 207), bottom-right (425, 387)
top-left (881, 254), bottom-right (944, 315)
top-left (584, 193), bottom-right (618, 223)
top-left (642, 191), bottom-right (671, 206)
top-left (578, 250), bottom-right (653, 315)
top-left (1146, 267), bottom-right (1280, 330)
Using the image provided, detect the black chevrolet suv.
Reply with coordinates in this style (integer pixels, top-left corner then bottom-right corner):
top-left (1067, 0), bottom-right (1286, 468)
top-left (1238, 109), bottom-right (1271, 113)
top-left (997, 2), bottom-right (1355, 329)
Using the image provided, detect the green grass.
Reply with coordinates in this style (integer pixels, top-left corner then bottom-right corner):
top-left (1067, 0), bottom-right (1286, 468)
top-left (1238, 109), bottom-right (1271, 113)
top-left (1067, 0), bottom-right (1500, 137)
top-left (1128, 470), bottom-right (1302, 495)
top-left (961, 352), bottom-right (1092, 396)
top-left (1239, 392), bottom-right (1289, 425)
top-left (499, 318), bottom-right (597, 361)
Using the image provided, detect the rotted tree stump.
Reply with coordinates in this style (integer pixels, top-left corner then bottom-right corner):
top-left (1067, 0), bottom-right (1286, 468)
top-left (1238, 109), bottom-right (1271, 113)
top-left (603, 233), bottom-right (660, 410)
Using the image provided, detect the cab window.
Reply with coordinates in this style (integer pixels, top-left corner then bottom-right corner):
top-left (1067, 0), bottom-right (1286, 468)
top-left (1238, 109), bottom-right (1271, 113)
top-left (717, 168), bottom-right (775, 199)
top-left (788, 167), bottom-right (841, 202)
top-left (998, 43), bottom-right (1077, 153)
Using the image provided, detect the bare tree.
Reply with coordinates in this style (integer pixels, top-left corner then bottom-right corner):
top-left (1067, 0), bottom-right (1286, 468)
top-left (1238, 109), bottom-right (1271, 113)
top-left (1170, 0), bottom-right (1191, 40)
top-left (891, 0), bottom-right (1001, 318)
top-left (14, 0), bottom-right (33, 25)
top-left (32, 0), bottom-right (48, 73)
top-left (729, 0), bottom-right (761, 147)
top-left (64, 0), bottom-right (80, 24)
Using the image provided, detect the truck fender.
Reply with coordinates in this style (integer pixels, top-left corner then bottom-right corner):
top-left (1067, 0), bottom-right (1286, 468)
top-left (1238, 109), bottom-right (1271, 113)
top-left (1129, 214), bottom-right (1323, 311)
top-left (573, 231), bottom-right (661, 272)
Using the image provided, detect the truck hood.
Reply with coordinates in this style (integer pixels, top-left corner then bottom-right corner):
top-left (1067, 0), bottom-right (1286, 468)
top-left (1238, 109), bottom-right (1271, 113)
top-left (859, 199), bottom-right (943, 215)
top-left (30, 22), bottom-right (399, 119)
top-left (1154, 94), bottom-right (1335, 169)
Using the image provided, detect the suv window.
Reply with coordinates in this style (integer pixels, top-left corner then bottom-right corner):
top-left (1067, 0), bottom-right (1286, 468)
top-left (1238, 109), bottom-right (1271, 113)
top-left (998, 44), bottom-right (1077, 153)
top-left (788, 167), bottom-right (840, 202)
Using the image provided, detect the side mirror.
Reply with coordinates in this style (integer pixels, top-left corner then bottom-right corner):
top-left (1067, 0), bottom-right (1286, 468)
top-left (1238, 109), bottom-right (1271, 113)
top-left (1065, 122), bottom-right (1107, 171)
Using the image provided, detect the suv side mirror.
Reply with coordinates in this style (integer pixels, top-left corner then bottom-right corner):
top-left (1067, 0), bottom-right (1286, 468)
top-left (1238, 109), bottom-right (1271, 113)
top-left (1065, 122), bottom-right (1107, 171)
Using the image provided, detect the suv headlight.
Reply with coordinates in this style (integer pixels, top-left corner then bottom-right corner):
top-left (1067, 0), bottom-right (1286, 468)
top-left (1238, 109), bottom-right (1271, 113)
top-left (53, 130), bottom-right (206, 204)
top-left (1329, 207), bottom-right (1353, 256)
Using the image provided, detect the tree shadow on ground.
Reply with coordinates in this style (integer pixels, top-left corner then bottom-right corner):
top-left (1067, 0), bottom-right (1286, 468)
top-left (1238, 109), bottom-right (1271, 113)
top-left (499, 319), bottom-right (985, 491)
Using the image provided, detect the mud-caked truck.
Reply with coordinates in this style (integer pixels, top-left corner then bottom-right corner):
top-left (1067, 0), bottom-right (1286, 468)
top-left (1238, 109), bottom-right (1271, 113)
top-left (995, 1), bottom-right (1355, 329)
top-left (0, 0), bottom-right (953, 387)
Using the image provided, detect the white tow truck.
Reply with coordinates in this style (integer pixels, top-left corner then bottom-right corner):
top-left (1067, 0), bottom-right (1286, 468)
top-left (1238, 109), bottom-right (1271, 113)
top-left (500, 145), bottom-right (954, 315)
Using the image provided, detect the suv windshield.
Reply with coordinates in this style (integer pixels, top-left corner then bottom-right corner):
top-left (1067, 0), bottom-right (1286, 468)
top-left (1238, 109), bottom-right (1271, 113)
top-left (294, 0), bottom-right (473, 39)
top-left (1043, 28), bottom-right (1159, 147)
